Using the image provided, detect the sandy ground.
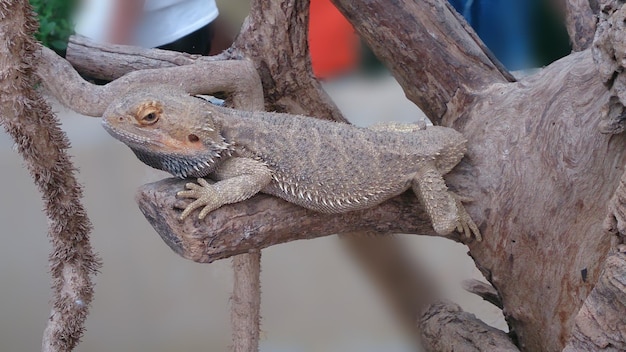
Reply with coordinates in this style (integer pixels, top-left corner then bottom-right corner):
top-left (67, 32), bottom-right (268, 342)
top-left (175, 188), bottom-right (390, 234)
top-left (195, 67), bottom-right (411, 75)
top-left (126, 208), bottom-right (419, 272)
top-left (0, 74), bottom-right (505, 351)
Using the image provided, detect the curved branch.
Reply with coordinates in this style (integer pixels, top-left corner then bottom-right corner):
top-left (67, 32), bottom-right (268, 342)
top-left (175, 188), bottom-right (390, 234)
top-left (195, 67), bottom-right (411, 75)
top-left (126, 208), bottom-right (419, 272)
top-left (37, 44), bottom-right (263, 115)
top-left (66, 34), bottom-right (207, 80)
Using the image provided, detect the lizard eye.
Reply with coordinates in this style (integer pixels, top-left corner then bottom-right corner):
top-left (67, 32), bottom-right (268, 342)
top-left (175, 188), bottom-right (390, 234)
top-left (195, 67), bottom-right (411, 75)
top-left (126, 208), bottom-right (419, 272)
top-left (140, 112), bottom-right (159, 124)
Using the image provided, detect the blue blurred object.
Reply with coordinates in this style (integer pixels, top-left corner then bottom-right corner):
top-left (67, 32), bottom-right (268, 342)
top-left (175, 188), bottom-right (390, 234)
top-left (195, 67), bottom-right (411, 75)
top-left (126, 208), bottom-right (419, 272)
top-left (449, 0), bottom-right (535, 70)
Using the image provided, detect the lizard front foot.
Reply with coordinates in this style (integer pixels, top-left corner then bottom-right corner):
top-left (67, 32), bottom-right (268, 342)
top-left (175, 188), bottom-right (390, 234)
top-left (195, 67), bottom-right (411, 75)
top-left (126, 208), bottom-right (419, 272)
top-left (176, 178), bottom-right (223, 220)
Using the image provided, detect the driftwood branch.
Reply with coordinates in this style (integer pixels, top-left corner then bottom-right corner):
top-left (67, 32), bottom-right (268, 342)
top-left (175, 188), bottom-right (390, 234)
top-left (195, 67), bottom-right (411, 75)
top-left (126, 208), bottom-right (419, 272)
top-left (228, 66), bottom-right (265, 352)
top-left (65, 34), bottom-right (218, 80)
top-left (0, 2), bottom-right (101, 351)
top-left (564, 247), bottom-right (626, 351)
top-left (229, 0), bottom-right (346, 122)
top-left (420, 301), bottom-right (519, 352)
top-left (135, 178), bottom-right (443, 263)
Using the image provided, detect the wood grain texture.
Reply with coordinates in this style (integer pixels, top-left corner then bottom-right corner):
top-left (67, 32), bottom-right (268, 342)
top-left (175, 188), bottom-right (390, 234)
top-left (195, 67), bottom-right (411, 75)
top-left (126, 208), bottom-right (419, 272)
top-left (564, 247), bottom-right (626, 351)
top-left (564, 0), bottom-right (597, 51)
top-left (451, 50), bottom-right (623, 351)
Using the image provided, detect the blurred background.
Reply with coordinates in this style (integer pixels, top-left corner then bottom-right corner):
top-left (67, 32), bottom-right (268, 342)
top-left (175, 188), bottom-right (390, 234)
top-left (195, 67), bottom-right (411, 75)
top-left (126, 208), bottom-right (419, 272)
top-left (1, 0), bottom-right (572, 350)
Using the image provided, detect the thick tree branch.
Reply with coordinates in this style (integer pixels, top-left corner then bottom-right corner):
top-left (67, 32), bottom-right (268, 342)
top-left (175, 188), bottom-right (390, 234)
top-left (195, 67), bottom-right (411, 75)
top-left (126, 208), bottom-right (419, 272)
top-left (564, 247), bottom-right (626, 351)
top-left (229, 0), bottom-right (347, 122)
top-left (450, 49), bottom-right (622, 351)
top-left (135, 178), bottom-right (445, 263)
top-left (331, 0), bottom-right (514, 122)
top-left (65, 34), bottom-right (213, 80)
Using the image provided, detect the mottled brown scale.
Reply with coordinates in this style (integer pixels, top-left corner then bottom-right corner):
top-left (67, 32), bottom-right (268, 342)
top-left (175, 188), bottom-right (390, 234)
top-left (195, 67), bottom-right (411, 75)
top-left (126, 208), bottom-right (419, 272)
top-left (102, 85), bottom-right (480, 239)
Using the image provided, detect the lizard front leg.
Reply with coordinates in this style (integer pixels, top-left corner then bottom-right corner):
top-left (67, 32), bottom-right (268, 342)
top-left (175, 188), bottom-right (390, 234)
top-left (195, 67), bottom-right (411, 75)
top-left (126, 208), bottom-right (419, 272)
top-left (411, 164), bottom-right (481, 241)
top-left (176, 157), bottom-right (272, 220)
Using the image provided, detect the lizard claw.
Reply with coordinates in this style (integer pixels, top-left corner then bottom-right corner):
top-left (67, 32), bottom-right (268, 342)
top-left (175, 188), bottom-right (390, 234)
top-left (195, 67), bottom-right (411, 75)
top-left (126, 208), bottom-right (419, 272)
top-left (454, 197), bottom-right (482, 241)
top-left (176, 178), bottom-right (222, 220)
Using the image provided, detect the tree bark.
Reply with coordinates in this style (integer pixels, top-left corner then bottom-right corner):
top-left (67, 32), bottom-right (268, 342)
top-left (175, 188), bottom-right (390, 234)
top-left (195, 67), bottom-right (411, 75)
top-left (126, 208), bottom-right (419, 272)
top-left (231, 251), bottom-right (261, 352)
top-left (135, 178), bottom-right (441, 263)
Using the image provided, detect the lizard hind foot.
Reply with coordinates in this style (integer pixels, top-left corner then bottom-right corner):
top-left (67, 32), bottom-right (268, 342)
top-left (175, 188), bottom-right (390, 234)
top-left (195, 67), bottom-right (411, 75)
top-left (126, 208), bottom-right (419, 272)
top-left (453, 195), bottom-right (482, 241)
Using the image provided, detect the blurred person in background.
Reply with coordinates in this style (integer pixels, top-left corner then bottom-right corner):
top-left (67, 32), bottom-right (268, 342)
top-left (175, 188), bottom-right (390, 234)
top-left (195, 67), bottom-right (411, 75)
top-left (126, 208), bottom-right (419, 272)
top-left (448, 0), bottom-right (571, 70)
top-left (308, 0), bottom-right (360, 79)
top-left (74, 0), bottom-right (234, 56)
top-left (448, 0), bottom-right (535, 70)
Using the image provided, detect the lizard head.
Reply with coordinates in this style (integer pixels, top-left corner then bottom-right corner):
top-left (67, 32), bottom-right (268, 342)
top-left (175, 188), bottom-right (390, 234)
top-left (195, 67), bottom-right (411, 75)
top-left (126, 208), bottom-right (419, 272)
top-left (102, 85), bottom-right (232, 178)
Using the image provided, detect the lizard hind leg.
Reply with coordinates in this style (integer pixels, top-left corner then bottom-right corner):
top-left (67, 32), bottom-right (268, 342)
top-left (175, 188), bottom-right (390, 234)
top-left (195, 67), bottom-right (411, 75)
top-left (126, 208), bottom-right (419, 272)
top-left (411, 165), bottom-right (481, 241)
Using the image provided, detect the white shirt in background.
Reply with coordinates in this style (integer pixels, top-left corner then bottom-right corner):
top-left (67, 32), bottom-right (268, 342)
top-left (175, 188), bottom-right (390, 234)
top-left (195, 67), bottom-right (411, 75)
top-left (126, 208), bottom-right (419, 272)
top-left (74, 0), bottom-right (219, 48)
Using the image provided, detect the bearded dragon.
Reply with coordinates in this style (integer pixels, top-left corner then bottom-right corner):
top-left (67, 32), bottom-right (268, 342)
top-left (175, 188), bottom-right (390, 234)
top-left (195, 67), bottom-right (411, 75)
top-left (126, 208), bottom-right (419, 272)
top-left (102, 85), bottom-right (481, 240)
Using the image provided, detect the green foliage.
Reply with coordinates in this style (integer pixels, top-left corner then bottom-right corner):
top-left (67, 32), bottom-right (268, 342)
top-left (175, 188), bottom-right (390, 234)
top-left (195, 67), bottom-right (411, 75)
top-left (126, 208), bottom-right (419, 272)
top-left (30, 0), bottom-right (76, 56)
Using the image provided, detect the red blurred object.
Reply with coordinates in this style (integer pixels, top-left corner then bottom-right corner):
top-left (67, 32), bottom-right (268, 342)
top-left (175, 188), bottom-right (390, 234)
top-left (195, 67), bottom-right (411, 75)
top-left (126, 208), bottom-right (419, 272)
top-left (308, 0), bottom-right (360, 79)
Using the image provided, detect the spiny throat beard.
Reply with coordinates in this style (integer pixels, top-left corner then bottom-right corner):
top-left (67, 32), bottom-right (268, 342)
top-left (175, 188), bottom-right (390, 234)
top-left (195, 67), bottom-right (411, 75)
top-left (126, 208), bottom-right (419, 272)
top-left (130, 141), bottom-right (232, 179)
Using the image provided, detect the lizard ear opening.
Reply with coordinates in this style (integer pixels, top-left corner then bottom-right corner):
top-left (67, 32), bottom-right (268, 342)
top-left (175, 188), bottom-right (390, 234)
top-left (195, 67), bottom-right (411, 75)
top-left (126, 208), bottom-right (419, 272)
top-left (188, 134), bottom-right (200, 143)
